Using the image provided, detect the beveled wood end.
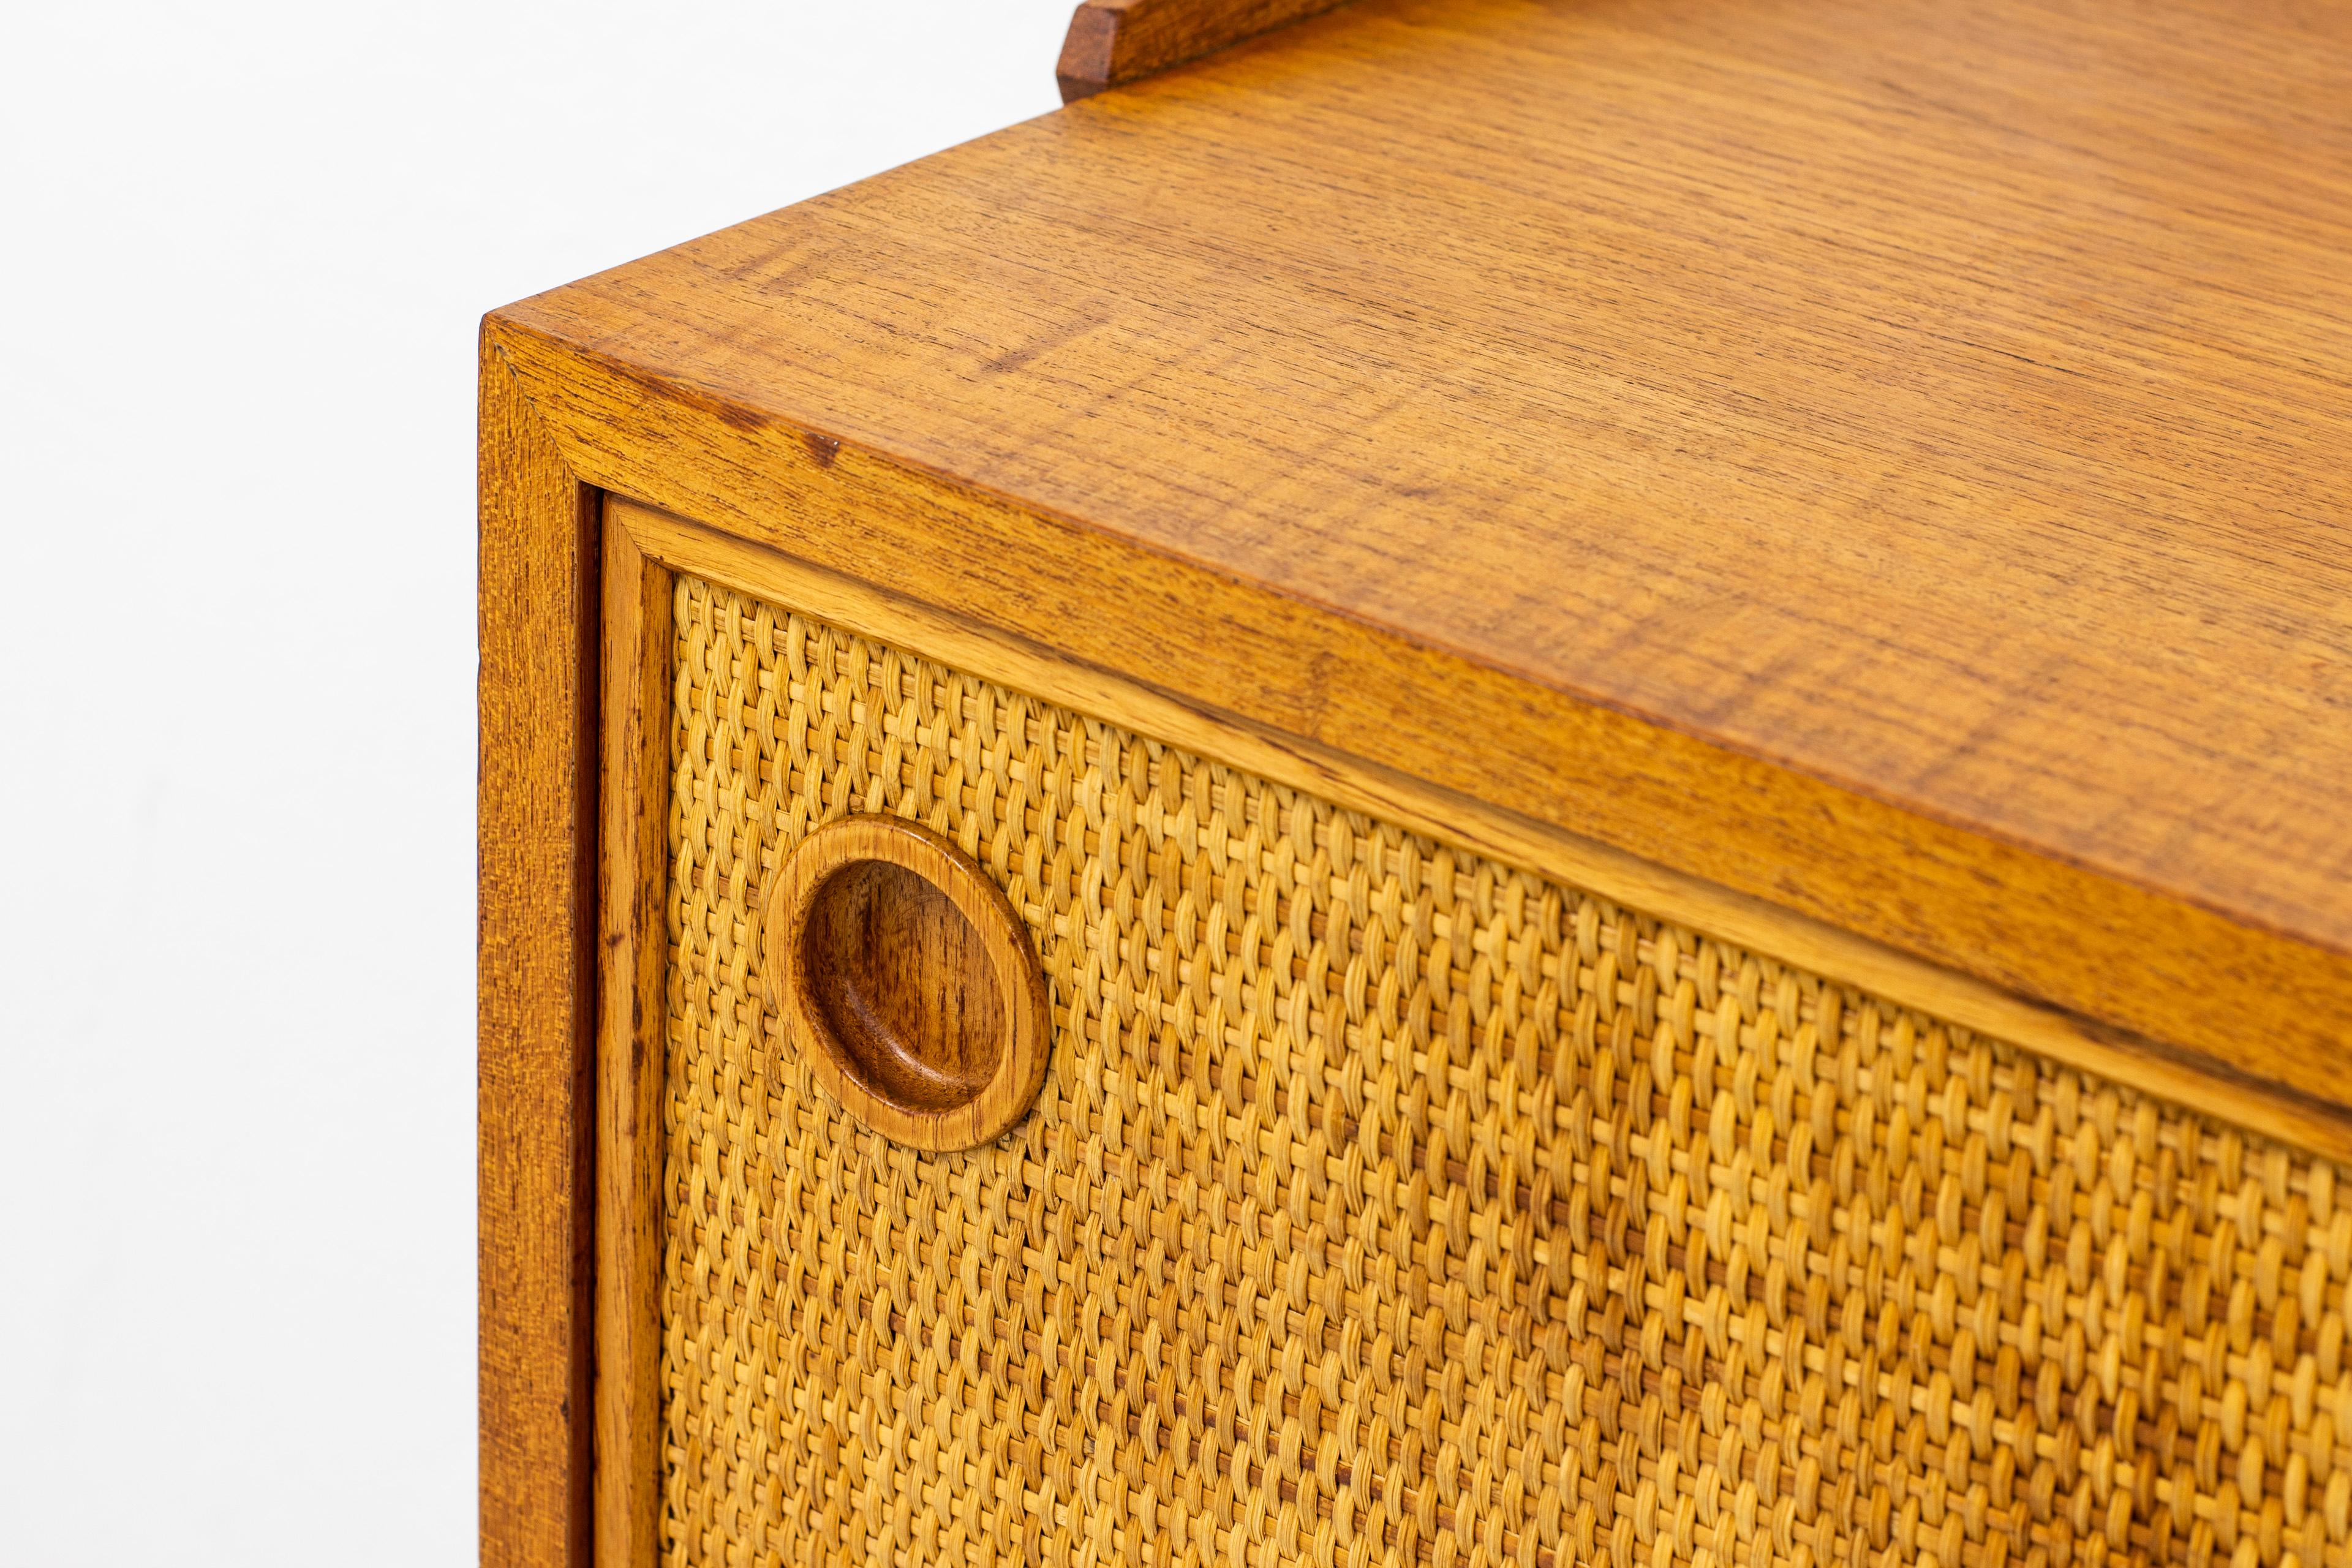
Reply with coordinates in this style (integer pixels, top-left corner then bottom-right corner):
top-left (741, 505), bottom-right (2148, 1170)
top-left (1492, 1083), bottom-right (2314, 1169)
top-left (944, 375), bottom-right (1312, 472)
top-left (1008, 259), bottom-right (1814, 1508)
top-left (1056, 0), bottom-right (1350, 101)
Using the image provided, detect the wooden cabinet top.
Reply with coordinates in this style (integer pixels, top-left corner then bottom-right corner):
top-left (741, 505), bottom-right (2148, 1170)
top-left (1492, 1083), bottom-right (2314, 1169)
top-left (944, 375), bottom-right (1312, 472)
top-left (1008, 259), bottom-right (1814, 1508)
top-left (488, 0), bottom-right (2352, 1103)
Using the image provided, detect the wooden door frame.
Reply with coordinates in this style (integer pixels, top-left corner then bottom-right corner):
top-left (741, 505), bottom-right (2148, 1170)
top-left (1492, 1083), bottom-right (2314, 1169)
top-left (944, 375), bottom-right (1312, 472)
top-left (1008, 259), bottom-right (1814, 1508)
top-left (478, 324), bottom-right (681, 1568)
top-left (478, 331), bottom-right (600, 1568)
top-left (590, 518), bottom-right (671, 1568)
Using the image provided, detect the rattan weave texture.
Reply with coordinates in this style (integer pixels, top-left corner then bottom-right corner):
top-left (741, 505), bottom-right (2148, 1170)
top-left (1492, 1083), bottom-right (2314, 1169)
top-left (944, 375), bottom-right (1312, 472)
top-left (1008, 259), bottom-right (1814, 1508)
top-left (665, 573), bottom-right (2352, 1568)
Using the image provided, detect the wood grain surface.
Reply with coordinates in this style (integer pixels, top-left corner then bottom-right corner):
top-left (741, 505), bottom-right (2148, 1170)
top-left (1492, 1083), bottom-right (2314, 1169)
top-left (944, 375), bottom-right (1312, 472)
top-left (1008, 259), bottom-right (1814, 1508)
top-left (1056, 0), bottom-right (1349, 99)
top-left (492, 0), bottom-right (2352, 1102)
top-left (764, 815), bottom-right (1054, 1152)
top-left (478, 335), bottom-right (597, 1568)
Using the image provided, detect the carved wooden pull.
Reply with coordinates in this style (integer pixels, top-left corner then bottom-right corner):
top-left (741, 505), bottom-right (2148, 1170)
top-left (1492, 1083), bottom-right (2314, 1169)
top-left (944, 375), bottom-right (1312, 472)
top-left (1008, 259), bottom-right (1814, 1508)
top-left (764, 815), bottom-right (1051, 1151)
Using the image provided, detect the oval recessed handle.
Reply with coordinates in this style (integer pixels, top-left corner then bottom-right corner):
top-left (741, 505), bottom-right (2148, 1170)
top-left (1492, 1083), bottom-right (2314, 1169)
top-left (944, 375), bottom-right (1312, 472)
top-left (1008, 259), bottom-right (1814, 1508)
top-left (764, 815), bottom-right (1051, 1151)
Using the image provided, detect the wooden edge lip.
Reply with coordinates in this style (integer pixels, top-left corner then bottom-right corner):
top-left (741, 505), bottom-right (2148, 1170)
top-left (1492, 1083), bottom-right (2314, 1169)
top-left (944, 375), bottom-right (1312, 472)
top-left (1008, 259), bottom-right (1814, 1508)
top-left (1057, 0), bottom-right (1353, 102)
top-left (763, 814), bottom-right (1052, 1153)
top-left (1055, 4), bottom-right (1120, 101)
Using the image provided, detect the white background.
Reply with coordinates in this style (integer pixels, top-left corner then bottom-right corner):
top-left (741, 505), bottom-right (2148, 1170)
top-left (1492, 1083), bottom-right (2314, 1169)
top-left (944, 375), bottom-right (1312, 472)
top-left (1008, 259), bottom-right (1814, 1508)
top-left (0, 3), bottom-right (1071, 1559)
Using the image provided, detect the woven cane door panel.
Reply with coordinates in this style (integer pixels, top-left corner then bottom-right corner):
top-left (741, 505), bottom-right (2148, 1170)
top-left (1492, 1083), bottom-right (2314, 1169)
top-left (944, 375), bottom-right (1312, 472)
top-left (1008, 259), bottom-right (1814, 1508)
top-left (663, 572), bottom-right (2352, 1568)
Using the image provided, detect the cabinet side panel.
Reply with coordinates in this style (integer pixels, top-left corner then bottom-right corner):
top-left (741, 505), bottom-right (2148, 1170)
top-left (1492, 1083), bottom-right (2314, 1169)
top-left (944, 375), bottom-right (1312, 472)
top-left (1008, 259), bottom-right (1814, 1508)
top-left (479, 341), bottom-right (598, 1568)
top-left (658, 570), bottom-right (2352, 1568)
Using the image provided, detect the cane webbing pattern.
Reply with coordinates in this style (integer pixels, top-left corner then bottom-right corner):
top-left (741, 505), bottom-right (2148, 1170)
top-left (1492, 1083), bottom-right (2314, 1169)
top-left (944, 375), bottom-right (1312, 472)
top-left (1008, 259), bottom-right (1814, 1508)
top-left (663, 573), bottom-right (2352, 1568)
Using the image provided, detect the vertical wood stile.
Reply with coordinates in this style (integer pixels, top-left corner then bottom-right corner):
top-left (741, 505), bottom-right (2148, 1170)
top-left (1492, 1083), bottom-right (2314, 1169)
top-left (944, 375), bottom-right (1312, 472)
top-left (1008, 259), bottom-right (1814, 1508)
top-left (596, 513), bottom-right (673, 1568)
top-left (479, 334), bottom-right (600, 1568)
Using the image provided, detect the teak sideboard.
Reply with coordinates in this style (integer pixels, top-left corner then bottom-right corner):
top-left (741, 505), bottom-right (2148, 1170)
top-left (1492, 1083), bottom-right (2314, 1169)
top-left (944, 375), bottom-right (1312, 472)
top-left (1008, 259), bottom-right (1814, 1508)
top-left (477, 3), bottom-right (2352, 1567)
